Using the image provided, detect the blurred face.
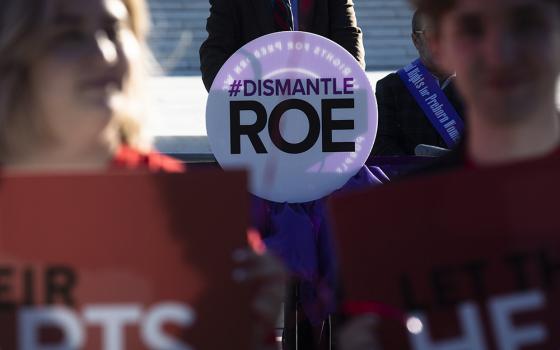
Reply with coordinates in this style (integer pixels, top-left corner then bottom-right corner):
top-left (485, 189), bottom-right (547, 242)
top-left (431, 0), bottom-right (560, 123)
top-left (28, 0), bottom-right (141, 151)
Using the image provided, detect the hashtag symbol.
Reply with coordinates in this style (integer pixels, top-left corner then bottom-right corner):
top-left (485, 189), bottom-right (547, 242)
top-left (228, 80), bottom-right (242, 97)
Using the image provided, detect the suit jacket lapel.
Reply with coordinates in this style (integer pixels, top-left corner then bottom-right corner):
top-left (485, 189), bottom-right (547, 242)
top-left (252, 0), bottom-right (276, 34)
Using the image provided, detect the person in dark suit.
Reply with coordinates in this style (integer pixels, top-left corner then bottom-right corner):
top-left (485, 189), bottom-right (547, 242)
top-left (371, 10), bottom-right (465, 157)
top-left (199, 0), bottom-right (365, 91)
top-left (200, 1), bottom-right (365, 349)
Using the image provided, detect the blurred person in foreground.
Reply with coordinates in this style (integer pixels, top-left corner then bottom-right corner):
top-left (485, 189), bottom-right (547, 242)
top-left (415, 0), bottom-right (560, 171)
top-left (0, 1), bottom-right (285, 348)
top-left (0, 0), bottom-right (182, 172)
top-left (337, 0), bottom-right (560, 347)
top-left (371, 10), bottom-right (465, 157)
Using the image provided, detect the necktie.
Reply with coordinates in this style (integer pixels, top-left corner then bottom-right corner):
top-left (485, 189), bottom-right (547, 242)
top-left (299, 0), bottom-right (313, 30)
top-left (273, 0), bottom-right (294, 31)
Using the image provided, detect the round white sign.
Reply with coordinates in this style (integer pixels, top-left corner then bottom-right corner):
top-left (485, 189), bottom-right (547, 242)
top-left (206, 32), bottom-right (377, 203)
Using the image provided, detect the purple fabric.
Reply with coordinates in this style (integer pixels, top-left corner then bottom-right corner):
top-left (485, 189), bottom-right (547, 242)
top-left (250, 165), bottom-right (388, 325)
top-left (366, 156), bottom-right (434, 178)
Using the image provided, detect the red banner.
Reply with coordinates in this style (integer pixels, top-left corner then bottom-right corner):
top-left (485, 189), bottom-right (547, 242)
top-left (0, 170), bottom-right (253, 349)
top-left (330, 158), bottom-right (560, 350)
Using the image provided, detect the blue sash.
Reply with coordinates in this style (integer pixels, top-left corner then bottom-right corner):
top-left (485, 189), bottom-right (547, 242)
top-left (398, 59), bottom-right (464, 148)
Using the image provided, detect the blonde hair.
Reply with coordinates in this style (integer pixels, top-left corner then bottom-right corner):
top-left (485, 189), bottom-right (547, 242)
top-left (0, 0), bottom-right (151, 159)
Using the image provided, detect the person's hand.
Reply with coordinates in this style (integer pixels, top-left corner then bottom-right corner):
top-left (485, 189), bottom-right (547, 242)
top-left (338, 315), bottom-right (382, 350)
top-left (232, 248), bottom-right (287, 325)
top-left (233, 229), bottom-right (287, 350)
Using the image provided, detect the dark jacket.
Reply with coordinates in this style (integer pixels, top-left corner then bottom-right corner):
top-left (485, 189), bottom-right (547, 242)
top-left (409, 144), bottom-right (466, 178)
top-left (371, 72), bottom-right (465, 156)
top-left (199, 0), bottom-right (365, 91)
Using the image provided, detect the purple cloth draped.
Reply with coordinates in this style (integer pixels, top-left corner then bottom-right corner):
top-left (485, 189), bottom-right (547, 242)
top-left (366, 156), bottom-right (434, 178)
top-left (250, 166), bottom-right (389, 325)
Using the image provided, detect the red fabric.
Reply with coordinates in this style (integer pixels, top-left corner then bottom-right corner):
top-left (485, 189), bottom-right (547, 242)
top-left (263, 331), bottom-right (278, 346)
top-left (110, 146), bottom-right (185, 173)
top-left (299, 0), bottom-right (314, 31)
top-left (464, 146), bottom-right (560, 170)
top-left (343, 301), bottom-right (407, 325)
